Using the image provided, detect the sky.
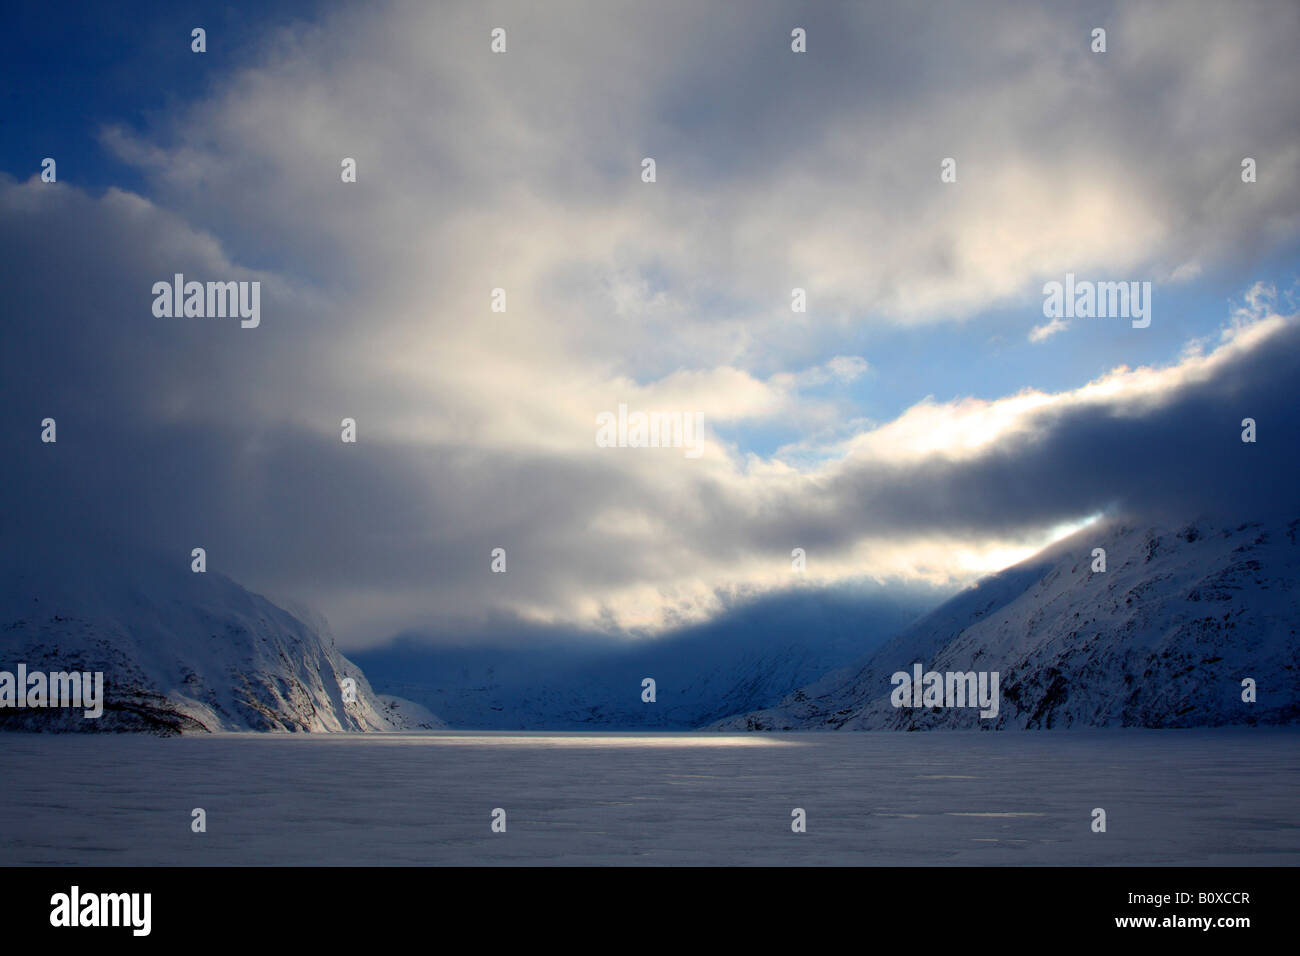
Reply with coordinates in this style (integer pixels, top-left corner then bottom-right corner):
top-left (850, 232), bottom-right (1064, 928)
top-left (2, 0), bottom-right (1298, 649)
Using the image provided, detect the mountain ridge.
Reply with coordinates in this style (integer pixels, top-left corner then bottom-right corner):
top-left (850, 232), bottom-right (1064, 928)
top-left (714, 515), bottom-right (1300, 730)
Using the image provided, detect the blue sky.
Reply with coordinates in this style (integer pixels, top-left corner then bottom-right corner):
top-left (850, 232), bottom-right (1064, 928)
top-left (3, 2), bottom-right (280, 191)
top-left (719, 247), bottom-right (1300, 458)
top-left (2, 0), bottom-right (1298, 647)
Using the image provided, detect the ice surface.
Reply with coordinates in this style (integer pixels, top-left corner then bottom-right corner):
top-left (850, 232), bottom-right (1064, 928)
top-left (1, 728), bottom-right (1295, 865)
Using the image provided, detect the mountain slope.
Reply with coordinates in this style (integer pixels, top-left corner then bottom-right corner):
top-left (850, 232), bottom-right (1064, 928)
top-left (0, 545), bottom-right (422, 734)
top-left (716, 517), bottom-right (1300, 730)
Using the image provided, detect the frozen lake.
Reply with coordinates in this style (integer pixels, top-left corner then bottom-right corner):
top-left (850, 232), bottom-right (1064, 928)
top-left (1, 729), bottom-right (1296, 865)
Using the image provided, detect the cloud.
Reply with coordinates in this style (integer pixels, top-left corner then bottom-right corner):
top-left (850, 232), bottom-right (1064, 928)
top-left (4, 170), bottom-right (1296, 642)
top-left (101, 1), bottom-right (1300, 340)
top-left (4, 0), bottom-right (1299, 644)
top-left (1029, 317), bottom-right (1070, 343)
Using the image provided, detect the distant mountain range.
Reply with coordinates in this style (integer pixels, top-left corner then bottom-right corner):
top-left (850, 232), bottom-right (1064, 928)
top-left (351, 586), bottom-right (933, 729)
top-left (5, 515), bottom-right (1295, 734)
top-left (714, 517), bottom-right (1300, 730)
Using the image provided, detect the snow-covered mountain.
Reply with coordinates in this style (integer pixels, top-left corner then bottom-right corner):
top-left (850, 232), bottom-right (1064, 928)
top-left (375, 694), bottom-right (446, 730)
top-left (0, 544), bottom-right (434, 734)
top-left (717, 517), bottom-right (1300, 730)
top-left (354, 587), bottom-right (934, 729)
